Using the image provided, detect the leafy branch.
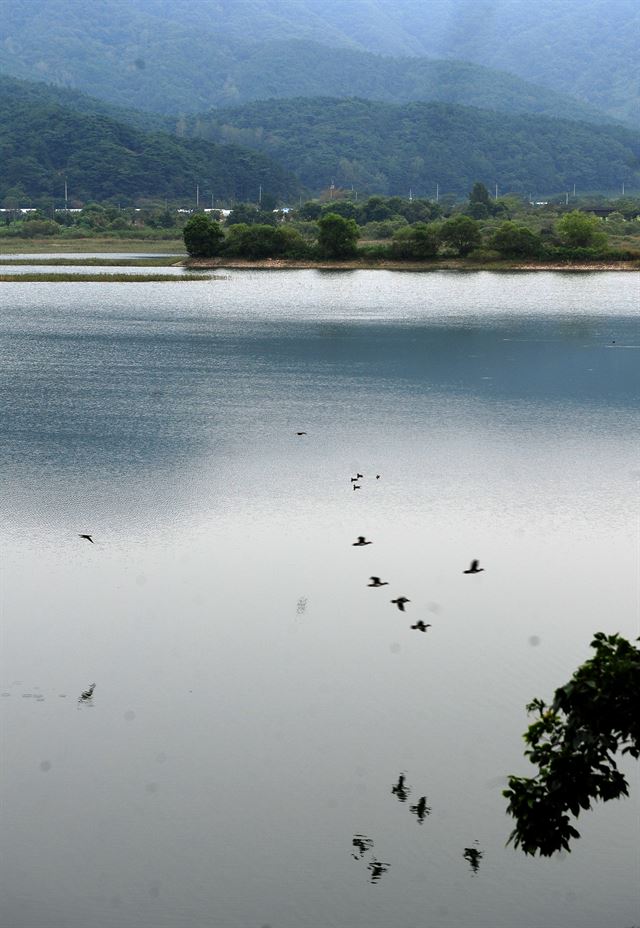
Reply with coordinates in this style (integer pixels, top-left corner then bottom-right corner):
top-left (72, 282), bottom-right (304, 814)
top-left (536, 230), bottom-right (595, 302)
top-left (504, 633), bottom-right (640, 856)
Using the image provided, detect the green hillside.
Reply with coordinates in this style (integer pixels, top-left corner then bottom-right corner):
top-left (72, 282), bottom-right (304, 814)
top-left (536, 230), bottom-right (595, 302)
top-left (184, 97), bottom-right (640, 197)
top-left (0, 1), bottom-right (623, 124)
top-left (0, 84), bottom-right (297, 204)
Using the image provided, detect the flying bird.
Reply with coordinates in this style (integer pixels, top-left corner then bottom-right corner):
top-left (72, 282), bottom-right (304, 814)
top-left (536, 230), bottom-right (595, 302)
top-left (78, 534), bottom-right (94, 544)
top-left (356, 473), bottom-right (363, 479)
top-left (391, 597), bottom-right (410, 611)
top-left (353, 484), bottom-right (361, 491)
top-left (368, 577), bottom-right (389, 587)
top-left (463, 559), bottom-right (484, 574)
top-left (296, 431), bottom-right (307, 436)
top-left (353, 536), bottom-right (372, 546)
top-left (411, 621), bottom-right (432, 632)
top-left (79, 683), bottom-right (95, 701)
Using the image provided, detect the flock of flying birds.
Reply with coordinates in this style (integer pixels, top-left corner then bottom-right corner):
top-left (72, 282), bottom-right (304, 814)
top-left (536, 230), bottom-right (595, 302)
top-left (348, 471), bottom-right (484, 635)
top-left (295, 431), bottom-right (486, 881)
top-left (72, 435), bottom-right (487, 879)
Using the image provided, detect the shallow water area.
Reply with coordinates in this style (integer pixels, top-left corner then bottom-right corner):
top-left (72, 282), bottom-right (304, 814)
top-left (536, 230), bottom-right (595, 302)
top-left (0, 269), bottom-right (638, 928)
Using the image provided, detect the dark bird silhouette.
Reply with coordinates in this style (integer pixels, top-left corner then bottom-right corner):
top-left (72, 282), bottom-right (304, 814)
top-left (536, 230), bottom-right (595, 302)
top-left (353, 484), bottom-right (361, 491)
top-left (78, 534), bottom-right (94, 544)
top-left (356, 473), bottom-right (363, 479)
top-left (79, 683), bottom-right (95, 701)
top-left (353, 536), bottom-right (372, 546)
top-left (350, 477), bottom-right (359, 483)
top-left (391, 773), bottom-right (410, 802)
top-left (391, 597), bottom-right (410, 611)
top-left (463, 559), bottom-right (484, 574)
top-left (411, 621), bottom-right (432, 632)
top-left (296, 431), bottom-right (307, 436)
top-left (410, 796), bottom-right (431, 823)
top-left (368, 576), bottom-right (389, 587)
top-left (376, 474), bottom-right (380, 479)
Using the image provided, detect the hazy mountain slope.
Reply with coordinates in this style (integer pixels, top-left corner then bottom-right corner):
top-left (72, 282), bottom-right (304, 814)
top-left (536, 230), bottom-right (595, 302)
top-left (0, 1), bottom-right (622, 124)
top-left (90, 0), bottom-right (640, 122)
top-left (0, 87), bottom-right (297, 203)
top-left (184, 97), bottom-right (640, 197)
top-left (211, 41), bottom-right (611, 124)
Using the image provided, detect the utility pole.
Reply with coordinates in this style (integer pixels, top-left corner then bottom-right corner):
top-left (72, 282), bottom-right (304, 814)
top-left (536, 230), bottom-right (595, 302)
top-left (409, 188), bottom-right (413, 202)
top-left (436, 183), bottom-right (439, 202)
top-left (258, 184), bottom-right (262, 206)
top-left (622, 182), bottom-right (625, 195)
top-left (196, 184), bottom-right (199, 208)
top-left (64, 177), bottom-right (68, 211)
top-left (565, 192), bottom-right (569, 205)
top-left (495, 182), bottom-right (498, 199)
top-left (573, 183), bottom-right (576, 197)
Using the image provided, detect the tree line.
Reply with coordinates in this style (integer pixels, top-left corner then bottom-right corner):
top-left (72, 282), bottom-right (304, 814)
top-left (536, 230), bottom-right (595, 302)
top-left (184, 189), bottom-right (637, 262)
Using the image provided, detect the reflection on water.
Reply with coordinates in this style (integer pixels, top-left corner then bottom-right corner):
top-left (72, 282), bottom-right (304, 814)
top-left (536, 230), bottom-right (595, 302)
top-left (391, 773), bottom-right (410, 802)
top-left (463, 842), bottom-right (484, 875)
top-left (409, 795), bottom-right (432, 824)
top-left (352, 834), bottom-right (374, 859)
top-left (367, 858), bottom-right (391, 884)
top-left (0, 270), bottom-right (638, 928)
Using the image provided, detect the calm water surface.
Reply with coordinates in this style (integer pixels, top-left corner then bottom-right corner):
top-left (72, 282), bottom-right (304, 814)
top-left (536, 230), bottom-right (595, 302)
top-left (0, 270), bottom-right (638, 928)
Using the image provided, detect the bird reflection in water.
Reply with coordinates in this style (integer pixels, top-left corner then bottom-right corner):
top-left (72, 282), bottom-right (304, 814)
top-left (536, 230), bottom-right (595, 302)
top-left (391, 773), bottom-right (410, 803)
top-left (367, 858), bottom-right (390, 884)
top-left (352, 834), bottom-right (374, 859)
top-left (78, 683), bottom-right (95, 705)
top-left (410, 796), bottom-right (431, 823)
top-left (463, 843), bottom-right (484, 874)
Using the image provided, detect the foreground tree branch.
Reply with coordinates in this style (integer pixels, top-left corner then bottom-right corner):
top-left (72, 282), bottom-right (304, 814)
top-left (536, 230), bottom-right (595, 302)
top-left (504, 633), bottom-right (640, 856)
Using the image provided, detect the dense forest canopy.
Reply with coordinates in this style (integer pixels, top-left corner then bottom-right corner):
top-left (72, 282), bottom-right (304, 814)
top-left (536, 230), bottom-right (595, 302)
top-left (0, 82), bottom-right (298, 204)
top-left (184, 97), bottom-right (640, 198)
top-left (0, 0), bottom-right (635, 124)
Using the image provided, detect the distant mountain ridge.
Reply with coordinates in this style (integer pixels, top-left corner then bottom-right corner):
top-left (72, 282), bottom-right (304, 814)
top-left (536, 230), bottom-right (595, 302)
top-left (0, 0), bottom-right (629, 124)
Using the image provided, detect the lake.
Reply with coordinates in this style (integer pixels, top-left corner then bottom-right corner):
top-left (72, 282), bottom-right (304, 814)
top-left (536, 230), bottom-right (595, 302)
top-left (0, 269), bottom-right (638, 928)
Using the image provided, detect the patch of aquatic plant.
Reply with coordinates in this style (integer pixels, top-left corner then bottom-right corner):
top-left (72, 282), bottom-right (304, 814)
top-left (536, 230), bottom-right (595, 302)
top-left (0, 273), bottom-right (214, 282)
top-left (0, 256), bottom-right (181, 267)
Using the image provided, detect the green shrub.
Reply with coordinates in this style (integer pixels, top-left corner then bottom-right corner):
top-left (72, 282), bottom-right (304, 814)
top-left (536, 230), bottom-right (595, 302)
top-left (390, 222), bottom-right (440, 260)
top-left (183, 213), bottom-right (224, 257)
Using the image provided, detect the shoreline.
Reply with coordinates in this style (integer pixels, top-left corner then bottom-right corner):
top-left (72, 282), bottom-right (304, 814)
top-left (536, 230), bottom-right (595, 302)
top-left (185, 257), bottom-right (639, 272)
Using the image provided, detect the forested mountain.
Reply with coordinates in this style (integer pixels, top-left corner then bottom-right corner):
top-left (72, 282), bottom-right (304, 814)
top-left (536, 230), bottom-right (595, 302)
top-left (0, 74), bottom-right (167, 133)
top-left (1, 0), bottom-right (636, 124)
top-left (190, 41), bottom-right (610, 125)
top-left (0, 85), bottom-right (297, 204)
top-left (184, 97), bottom-right (640, 197)
top-left (0, 0), bottom-right (631, 124)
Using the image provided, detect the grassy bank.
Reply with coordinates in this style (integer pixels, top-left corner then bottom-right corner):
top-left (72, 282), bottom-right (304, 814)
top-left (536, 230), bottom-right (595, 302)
top-left (0, 237), bottom-right (185, 255)
top-left (186, 256), bottom-right (640, 272)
